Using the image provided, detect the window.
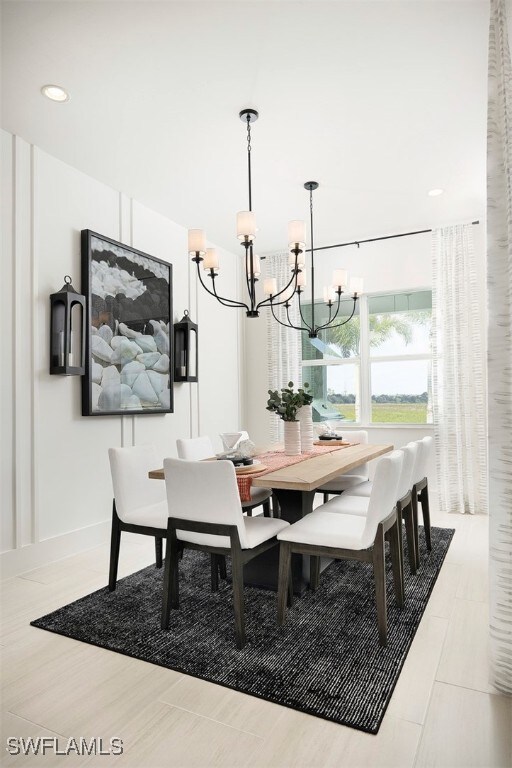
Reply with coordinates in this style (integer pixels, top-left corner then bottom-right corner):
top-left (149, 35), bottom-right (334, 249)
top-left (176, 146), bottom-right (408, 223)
top-left (301, 290), bottom-right (432, 425)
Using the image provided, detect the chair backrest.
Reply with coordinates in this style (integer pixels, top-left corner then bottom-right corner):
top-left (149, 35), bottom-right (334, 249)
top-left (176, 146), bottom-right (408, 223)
top-left (345, 430), bottom-right (370, 478)
top-left (411, 436), bottom-right (433, 485)
top-left (176, 436), bottom-right (214, 461)
top-left (396, 442), bottom-right (419, 501)
top-left (362, 450), bottom-right (403, 548)
top-left (108, 444), bottom-right (165, 523)
top-left (420, 436), bottom-right (433, 476)
top-left (164, 457), bottom-right (247, 548)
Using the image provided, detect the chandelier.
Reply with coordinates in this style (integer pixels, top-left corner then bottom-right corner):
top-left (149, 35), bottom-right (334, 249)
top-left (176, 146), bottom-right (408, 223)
top-left (187, 109), bottom-right (363, 337)
top-left (266, 181), bottom-right (363, 338)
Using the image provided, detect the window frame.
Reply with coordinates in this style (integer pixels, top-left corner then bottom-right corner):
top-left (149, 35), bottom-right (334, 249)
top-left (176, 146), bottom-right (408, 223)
top-left (300, 287), bottom-right (433, 428)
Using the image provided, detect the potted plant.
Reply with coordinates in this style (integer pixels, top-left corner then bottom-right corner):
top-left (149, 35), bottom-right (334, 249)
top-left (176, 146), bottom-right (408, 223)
top-left (266, 382), bottom-right (313, 455)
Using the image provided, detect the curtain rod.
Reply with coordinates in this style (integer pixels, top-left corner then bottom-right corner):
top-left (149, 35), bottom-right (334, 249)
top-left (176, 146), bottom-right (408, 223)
top-left (305, 220), bottom-right (480, 253)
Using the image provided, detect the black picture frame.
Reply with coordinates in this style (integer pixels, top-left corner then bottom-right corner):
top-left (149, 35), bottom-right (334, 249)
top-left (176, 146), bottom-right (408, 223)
top-left (81, 230), bottom-right (173, 416)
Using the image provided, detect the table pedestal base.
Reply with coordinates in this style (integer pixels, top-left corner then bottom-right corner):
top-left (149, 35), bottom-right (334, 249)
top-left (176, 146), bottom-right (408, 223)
top-left (242, 489), bottom-right (317, 595)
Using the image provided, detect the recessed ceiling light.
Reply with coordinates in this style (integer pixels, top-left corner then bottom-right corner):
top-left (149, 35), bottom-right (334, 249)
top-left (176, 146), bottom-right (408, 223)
top-left (428, 188), bottom-right (444, 197)
top-left (41, 84), bottom-right (70, 103)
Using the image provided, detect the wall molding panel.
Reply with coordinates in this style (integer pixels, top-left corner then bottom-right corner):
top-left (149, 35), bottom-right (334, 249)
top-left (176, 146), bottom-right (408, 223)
top-left (1, 130), bottom-right (242, 578)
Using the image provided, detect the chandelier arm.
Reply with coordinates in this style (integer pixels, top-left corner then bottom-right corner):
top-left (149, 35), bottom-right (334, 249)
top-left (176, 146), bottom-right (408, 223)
top-left (316, 298), bottom-right (358, 331)
top-left (195, 263), bottom-right (249, 309)
top-left (256, 269), bottom-right (299, 311)
top-left (245, 259), bottom-right (253, 307)
top-left (210, 275), bottom-right (251, 309)
top-left (249, 245), bottom-right (257, 309)
top-left (318, 292), bottom-right (343, 329)
top-left (297, 289), bottom-right (313, 333)
top-left (269, 302), bottom-right (307, 332)
top-left (285, 303), bottom-right (309, 332)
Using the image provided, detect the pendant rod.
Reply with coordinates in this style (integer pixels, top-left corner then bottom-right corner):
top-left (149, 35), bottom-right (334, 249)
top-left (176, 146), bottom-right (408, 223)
top-left (246, 114), bottom-right (252, 212)
top-left (305, 221), bottom-right (480, 253)
top-left (310, 187), bottom-right (315, 335)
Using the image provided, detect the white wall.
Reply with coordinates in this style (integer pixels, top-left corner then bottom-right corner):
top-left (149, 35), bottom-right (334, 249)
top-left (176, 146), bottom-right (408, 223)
top-left (1, 131), bottom-right (242, 577)
top-left (243, 224), bottom-right (487, 490)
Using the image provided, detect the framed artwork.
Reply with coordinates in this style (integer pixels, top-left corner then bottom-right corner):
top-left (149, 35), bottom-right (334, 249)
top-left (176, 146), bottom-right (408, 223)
top-left (81, 230), bottom-right (173, 416)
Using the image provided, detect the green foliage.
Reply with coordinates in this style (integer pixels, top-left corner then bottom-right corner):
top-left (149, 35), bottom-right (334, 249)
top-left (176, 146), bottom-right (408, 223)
top-left (322, 310), bottom-right (430, 359)
top-left (266, 382), bottom-right (313, 421)
top-left (333, 402), bottom-right (429, 424)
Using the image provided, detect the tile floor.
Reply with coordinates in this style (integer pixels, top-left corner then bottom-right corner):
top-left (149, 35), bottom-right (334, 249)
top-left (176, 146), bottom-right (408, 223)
top-left (1, 508), bottom-right (510, 768)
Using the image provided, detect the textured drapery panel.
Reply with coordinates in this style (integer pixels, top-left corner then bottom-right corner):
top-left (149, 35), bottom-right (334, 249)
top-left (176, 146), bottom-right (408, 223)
top-left (488, 0), bottom-right (512, 695)
top-left (265, 252), bottom-right (301, 442)
top-left (432, 225), bottom-right (488, 516)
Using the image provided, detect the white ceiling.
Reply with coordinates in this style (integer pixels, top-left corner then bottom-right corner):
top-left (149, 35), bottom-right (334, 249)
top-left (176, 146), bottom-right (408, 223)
top-left (1, 1), bottom-right (489, 254)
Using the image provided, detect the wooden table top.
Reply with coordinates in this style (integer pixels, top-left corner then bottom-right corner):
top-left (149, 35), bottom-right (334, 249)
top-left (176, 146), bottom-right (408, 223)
top-left (251, 443), bottom-right (393, 492)
top-left (149, 443), bottom-right (393, 492)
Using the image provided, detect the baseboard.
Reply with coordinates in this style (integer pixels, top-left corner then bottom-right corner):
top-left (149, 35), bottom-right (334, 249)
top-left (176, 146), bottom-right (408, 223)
top-left (0, 520), bottom-right (111, 580)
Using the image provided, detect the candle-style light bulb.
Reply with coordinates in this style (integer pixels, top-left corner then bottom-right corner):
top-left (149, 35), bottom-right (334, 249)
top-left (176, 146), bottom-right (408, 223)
top-left (188, 229), bottom-right (206, 256)
top-left (203, 248), bottom-right (219, 272)
top-left (288, 250), bottom-right (306, 269)
top-left (297, 269), bottom-right (307, 288)
top-left (237, 211), bottom-right (256, 241)
top-left (332, 269), bottom-right (348, 290)
top-left (288, 220), bottom-right (306, 249)
top-left (323, 286), bottom-right (336, 304)
top-left (350, 276), bottom-right (364, 296)
top-left (263, 278), bottom-right (277, 296)
top-left (247, 253), bottom-right (261, 278)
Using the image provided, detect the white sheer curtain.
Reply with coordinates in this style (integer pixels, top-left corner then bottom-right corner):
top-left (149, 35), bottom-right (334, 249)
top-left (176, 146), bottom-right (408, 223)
top-left (431, 225), bottom-right (488, 516)
top-left (265, 252), bottom-right (301, 442)
top-left (488, 0), bottom-right (512, 695)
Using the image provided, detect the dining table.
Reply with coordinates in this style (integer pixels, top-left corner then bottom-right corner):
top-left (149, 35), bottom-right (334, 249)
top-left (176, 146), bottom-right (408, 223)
top-left (149, 442), bottom-right (393, 594)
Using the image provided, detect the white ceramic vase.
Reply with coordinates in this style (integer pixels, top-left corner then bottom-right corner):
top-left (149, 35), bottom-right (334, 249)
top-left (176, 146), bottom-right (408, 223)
top-left (298, 404), bottom-right (314, 452)
top-left (283, 420), bottom-right (301, 456)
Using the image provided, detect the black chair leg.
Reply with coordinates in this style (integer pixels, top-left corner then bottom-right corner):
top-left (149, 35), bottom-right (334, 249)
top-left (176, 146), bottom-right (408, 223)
top-left (231, 549), bottom-right (246, 649)
top-left (218, 555), bottom-right (227, 580)
top-left (412, 489), bottom-right (420, 570)
top-left (263, 499), bottom-right (271, 518)
top-left (421, 484), bottom-right (432, 551)
top-left (108, 503), bottom-right (121, 592)
top-left (310, 555), bottom-right (320, 591)
top-left (372, 528), bottom-right (387, 647)
top-left (155, 537), bottom-right (163, 568)
top-left (161, 533), bottom-right (174, 629)
top-left (277, 542), bottom-right (292, 625)
top-left (388, 521), bottom-right (404, 607)
top-left (404, 502), bottom-right (417, 575)
top-left (323, 492), bottom-right (329, 504)
top-left (211, 554), bottom-right (219, 592)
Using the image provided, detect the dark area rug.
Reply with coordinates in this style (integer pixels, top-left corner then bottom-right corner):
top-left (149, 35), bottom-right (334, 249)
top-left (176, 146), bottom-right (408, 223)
top-left (31, 526), bottom-right (454, 734)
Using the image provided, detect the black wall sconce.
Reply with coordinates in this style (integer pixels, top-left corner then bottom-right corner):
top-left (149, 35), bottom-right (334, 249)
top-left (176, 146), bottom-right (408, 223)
top-left (50, 275), bottom-right (86, 375)
top-left (174, 310), bottom-right (198, 382)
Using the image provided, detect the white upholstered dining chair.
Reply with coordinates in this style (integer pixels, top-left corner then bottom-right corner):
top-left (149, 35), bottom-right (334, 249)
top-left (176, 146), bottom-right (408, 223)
top-left (276, 450), bottom-right (404, 646)
top-left (108, 444), bottom-right (168, 591)
top-left (176, 436), bottom-right (272, 517)
top-left (162, 457), bottom-right (290, 648)
top-left (344, 441), bottom-right (420, 573)
top-left (411, 436), bottom-right (433, 568)
top-left (316, 429), bottom-right (370, 502)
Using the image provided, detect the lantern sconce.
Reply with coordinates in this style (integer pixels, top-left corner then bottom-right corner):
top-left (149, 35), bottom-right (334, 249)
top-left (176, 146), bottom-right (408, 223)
top-left (49, 275), bottom-right (86, 375)
top-left (174, 310), bottom-right (198, 382)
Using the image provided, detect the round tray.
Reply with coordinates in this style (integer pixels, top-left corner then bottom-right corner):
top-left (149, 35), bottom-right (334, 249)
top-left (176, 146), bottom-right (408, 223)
top-left (235, 462), bottom-right (267, 475)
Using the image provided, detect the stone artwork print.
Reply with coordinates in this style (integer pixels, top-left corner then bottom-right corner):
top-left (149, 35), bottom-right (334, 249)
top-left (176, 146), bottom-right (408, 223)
top-left (81, 230), bottom-right (173, 416)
